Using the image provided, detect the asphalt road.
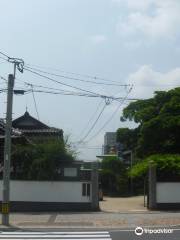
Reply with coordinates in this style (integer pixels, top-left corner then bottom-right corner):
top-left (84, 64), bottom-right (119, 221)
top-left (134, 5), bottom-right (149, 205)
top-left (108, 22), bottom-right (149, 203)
top-left (0, 227), bottom-right (180, 240)
top-left (110, 228), bottom-right (180, 240)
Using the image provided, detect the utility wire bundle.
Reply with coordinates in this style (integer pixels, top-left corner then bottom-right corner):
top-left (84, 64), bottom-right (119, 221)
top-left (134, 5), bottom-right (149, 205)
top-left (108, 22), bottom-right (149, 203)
top-left (0, 50), bottom-right (134, 143)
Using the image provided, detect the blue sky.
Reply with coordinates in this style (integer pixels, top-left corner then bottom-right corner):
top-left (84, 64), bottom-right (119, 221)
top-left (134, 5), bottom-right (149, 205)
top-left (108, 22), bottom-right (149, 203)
top-left (0, 0), bottom-right (180, 160)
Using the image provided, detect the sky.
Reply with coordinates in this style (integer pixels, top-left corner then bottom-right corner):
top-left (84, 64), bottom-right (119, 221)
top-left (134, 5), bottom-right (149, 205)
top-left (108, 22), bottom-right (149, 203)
top-left (0, 0), bottom-right (180, 160)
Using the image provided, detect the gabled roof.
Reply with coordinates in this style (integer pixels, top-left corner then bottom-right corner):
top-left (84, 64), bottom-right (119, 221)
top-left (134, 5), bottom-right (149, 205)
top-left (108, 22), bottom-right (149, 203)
top-left (12, 111), bottom-right (49, 130)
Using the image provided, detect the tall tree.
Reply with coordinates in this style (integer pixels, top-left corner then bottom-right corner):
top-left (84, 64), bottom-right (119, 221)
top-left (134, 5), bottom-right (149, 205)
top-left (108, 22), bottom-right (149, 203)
top-left (119, 87), bottom-right (180, 157)
top-left (116, 127), bottom-right (139, 151)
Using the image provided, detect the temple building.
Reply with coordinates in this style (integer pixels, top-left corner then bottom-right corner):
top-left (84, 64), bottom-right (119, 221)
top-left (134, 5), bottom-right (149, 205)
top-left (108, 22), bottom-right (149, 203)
top-left (12, 111), bottom-right (63, 142)
top-left (0, 112), bottom-right (63, 175)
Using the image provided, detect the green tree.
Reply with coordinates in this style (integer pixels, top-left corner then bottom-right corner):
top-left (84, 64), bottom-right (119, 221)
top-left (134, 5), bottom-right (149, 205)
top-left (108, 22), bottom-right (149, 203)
top-left (120, 87), bottom-right (180, 157)
top-left (116, 127), bottom-right (139, 151)
top-left (12, 140), bottom-right (74, 180)
top-left (129, 154), bottom-right (180, 180)
top-left (100, 156), bottom-right (128, 195)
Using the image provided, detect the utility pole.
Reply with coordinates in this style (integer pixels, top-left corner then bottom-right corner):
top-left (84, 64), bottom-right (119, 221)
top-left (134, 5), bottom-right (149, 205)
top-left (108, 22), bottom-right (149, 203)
top-left (2, 74), bottom-right (14, 225)
top-left (2, 57), bottom-right (23, 226)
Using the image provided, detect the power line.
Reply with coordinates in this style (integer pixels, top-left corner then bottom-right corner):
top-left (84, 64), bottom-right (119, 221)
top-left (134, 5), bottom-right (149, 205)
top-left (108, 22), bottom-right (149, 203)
top-left (22, 83), bottom-right (100, 98)
top-left (85, 87), bottom-right (133, 143)
top-left (0, 75), bottom-right (8, 82)
top-left (77, 99), bottom-right (104, 139)
top-left (25, 87), bottom-right (141, 101)
top-left (25, 63), bottom-right (128, 85)
top-left (41, 90), bottom-right (97, 97)
top-left (0, 89), bottom-right (7, 93)
top-left (78, 103), bottom-right (107, 143)
top-left (15, 78), bottom-right (97, 97)
top-left (23, 64), bottom-right (180, 89)
top-left (24, 82), bottom-right (99, 97)
top-left (27, 89), bottom-right (98, 97)
top-left (23, 66), bottom-right (128, 102)
top-left (24, 89), bottom-right (139, 106)
top-left (24, 65), bottom-right (130, 87)
top-left (12, 77), bottom-right (129, 99)
top-left (16, 77), bottom-right (138, 101)
top-left (24, 66), bottom-right (103, 96)
top-left (0, 51), bottom-right (9, 59)
top-left (28, 85), bottom-right (137, 100)
top-left (1, 50), bottom-right (179, 89)
top-left (0, 56), bottom-right (8, 62)
top-left (30, 85), bottom-right (40, 120)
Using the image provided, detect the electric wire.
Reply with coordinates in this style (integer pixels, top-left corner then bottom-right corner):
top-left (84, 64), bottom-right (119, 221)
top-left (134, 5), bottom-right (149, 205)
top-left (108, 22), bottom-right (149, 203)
top-left (23, 64), bottom-right (180, 89)
top-left (77, 99), bottom-right (104, 139)
top-left (23, 67), bottom-right (127, 102)
top-left (0, 89), bottom-right (7, 93)
top-left (0, 56), bottom-right (8, 61)
top-left (0, 60), bottom-right (7, 64)
top-left (0, 75), bottom-right (7, 82)
top-left (24, 65), bottom-right (130, 87)
top-left (78, 103), bottom-right (107, 143)
top-left (24, 82), bottom-right (99, 97)
top-left (26, 89), bottom-right (99, 98)
top-left (30, 85), bottom-right (40, 120)
top-left (0, 51), bottom-right (9, 59)
top-left (24, 67), bottom-right (106, 97)
top-left (25, 63), bottom-right (128, 85)
top-left (28, 86), bottom-right (137, 100)
top-left (15, 77), bottom-right (138, 100)
top-left (1, 50), bottom-right (179, 89)
top-left (17, 77), bottom-right (137, 100)
top-left (85, 87), bottom-right (133, 143)
top-left (14, 77), bottom-right (128, 99)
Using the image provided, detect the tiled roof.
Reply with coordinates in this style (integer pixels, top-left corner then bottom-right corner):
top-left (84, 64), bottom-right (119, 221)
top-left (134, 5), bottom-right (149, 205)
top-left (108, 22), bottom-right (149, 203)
top-left (12, 111), bottom-right (50, 130)
top-left (20, 128), bottom-right (62, 133)
top-left (0, 113), bottom-right (63, 138)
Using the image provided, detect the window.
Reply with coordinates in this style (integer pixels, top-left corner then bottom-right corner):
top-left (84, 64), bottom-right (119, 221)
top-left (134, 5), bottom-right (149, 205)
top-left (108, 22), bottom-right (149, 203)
top-left (82, 183), bottom-right (90, 196)
top-left (64, 168), bottom-right (77, 177)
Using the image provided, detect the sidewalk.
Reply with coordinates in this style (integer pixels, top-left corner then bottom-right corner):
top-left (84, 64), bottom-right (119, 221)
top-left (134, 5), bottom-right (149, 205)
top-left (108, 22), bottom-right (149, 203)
top-left (0, 196), bottom-right (180, 229)
top-left (100, 196), bottom-right (147, 213)
top-left (0, 211), bottom-right (180, 229)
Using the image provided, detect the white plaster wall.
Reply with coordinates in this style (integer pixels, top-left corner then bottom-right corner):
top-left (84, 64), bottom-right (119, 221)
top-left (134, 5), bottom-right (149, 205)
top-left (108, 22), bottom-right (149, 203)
top-left (157, 182), bottom-right (180, 203)
top-left (0, 181), bottom-right (91, 202)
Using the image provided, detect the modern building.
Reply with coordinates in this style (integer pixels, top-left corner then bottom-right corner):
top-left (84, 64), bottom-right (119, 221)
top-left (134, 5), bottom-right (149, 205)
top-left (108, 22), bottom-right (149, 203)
top-left (103, 132), bottom-right (117, 154)
top-left (101, 132), bottom-right (132, 167)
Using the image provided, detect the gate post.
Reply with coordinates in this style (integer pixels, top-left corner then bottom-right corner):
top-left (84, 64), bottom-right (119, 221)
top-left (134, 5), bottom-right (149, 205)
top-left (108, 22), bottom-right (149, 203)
top-left (91, 162), bottom-right (99, 211)
top-left (148, 161), bottom-right (157, 210)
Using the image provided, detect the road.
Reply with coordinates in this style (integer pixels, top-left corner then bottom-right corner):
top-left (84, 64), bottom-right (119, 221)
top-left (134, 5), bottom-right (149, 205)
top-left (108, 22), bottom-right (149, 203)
top-left (0, 227), bottom-right (179, 240)
top-left (110, 228), bottom-right (180, 240)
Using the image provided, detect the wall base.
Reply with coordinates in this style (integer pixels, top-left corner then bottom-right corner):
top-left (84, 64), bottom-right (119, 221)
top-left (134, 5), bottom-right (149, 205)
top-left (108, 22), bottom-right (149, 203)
top-left (156, 203), bottom-right (180, 210)
top-left (0, 201), bottom-right (96, 212)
